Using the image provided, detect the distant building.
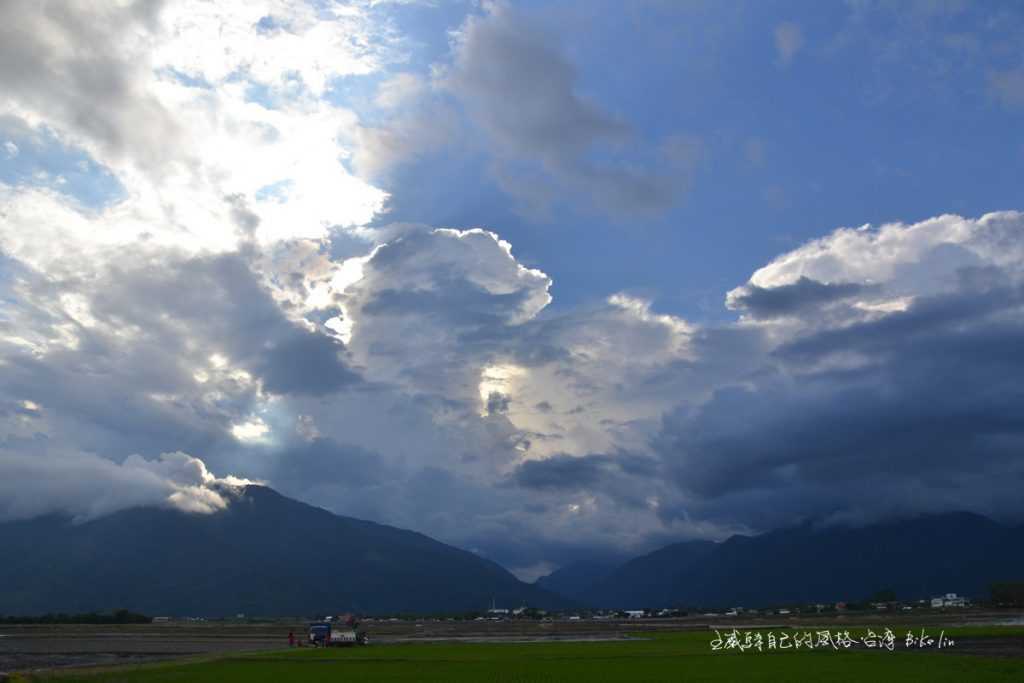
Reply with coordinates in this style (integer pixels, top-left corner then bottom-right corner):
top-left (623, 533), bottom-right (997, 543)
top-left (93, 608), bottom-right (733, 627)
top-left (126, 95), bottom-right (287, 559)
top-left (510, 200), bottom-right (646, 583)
top-left (932, 593), bottom-right (966, 608)
top-left (487, 597), bottom-right (509, 616)
top-left (151, 616), bottom-right (171, 623)
top-left (624, 610), bottom-right (644, 619)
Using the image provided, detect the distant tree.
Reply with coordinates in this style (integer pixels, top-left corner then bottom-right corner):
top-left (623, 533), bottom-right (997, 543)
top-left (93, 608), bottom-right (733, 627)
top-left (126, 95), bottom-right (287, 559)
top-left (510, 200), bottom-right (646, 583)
top-left (870, 589), bottom-right (896, 603)
top-left (0, 610), bottom-right (150, 625)
top-left (990, 582), bottom-right (1024, 607)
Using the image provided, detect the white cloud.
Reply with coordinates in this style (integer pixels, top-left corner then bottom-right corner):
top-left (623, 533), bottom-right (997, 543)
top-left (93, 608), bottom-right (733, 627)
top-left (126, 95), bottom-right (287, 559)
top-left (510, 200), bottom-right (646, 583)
top-left (3, 141), bottom-right (17, 158)
top-left (232, 417), bottom-right (271, 442)
top-left (154, 0), bottom-right (391, 95)
top-left (735, 211), bottom-right (1024, 295)
top-left (0, 450), bottom-right (252, 523)
top-left (0, 0), bottom-right (392, 273)
top-left (340, 227), bottom-right (552, 405)
top-left (4, 197), bottom-right (1023, 565)
top-left (4, 0), bottom-right (1024, 570)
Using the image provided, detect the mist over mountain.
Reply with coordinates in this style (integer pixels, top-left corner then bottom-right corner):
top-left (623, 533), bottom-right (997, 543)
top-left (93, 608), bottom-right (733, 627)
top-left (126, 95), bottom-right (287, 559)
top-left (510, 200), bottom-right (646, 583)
top-left (0, 486), bottom-right (569, 617)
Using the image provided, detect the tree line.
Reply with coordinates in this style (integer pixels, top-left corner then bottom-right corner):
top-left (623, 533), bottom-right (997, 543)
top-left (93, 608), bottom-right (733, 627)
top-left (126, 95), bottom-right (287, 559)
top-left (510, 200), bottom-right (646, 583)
top-left (0, 609), bottom-right (150, 624)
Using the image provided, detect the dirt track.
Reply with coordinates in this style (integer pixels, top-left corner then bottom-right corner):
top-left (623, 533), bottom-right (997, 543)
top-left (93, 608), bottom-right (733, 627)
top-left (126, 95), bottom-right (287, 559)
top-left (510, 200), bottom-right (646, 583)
top-left (0, 626), bottom-right (284, 674)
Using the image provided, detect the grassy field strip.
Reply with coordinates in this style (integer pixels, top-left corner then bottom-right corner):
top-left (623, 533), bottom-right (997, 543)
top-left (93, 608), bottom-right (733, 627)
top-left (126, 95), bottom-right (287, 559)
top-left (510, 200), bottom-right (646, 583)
top-left (17, 628), bottom-right (1021, 682)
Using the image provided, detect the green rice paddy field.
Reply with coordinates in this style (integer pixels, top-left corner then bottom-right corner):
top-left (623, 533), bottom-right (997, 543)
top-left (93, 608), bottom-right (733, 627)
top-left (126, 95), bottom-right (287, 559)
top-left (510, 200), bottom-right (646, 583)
top-left (25, 627), bottom-right (1024, 682)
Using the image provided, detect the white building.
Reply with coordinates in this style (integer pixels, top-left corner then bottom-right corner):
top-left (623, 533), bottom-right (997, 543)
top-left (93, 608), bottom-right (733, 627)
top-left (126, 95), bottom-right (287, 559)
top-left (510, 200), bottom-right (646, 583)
top-left (932, 593), bottom-right (966, 608)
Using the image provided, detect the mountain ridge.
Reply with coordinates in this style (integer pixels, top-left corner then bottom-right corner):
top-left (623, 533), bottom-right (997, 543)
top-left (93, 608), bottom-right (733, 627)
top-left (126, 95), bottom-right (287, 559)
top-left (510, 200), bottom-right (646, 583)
top-left (566, 511), bottom-right (1024, 609)
top-left (0, 485), bottom-right (571, 616)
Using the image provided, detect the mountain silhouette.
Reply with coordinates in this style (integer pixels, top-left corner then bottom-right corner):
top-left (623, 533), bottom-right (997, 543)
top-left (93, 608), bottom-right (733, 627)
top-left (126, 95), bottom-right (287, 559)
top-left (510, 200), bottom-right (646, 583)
top-left (0, 485), bottom-right (569, 616)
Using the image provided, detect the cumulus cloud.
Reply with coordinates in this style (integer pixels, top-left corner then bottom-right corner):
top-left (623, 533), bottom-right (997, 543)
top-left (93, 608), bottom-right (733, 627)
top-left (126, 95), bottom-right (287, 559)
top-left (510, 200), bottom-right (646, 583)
top-left (0, 0), bottom-right (181, 173)
top-left (341, 228), bottom-right (552, 400)
top-left (4, 0), bottom-right (1024, 576)
top-left (656, 211), bottom-right (1024, 529)
top-left (0, 450), bottom-right (252, 523)
top-left (5, 204), bottom-right (1024, 569)
top-left (0, 0), bottom-right (390, 271)
top-left (0, 246), bottom-right (367, 474)
top-left (727, 276), bottom-right (874, 318)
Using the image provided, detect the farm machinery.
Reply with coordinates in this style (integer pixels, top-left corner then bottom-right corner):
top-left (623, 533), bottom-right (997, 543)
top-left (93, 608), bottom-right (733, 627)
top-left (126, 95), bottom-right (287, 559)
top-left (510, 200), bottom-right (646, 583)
top-left (308, 614), bottom-right (368, 647)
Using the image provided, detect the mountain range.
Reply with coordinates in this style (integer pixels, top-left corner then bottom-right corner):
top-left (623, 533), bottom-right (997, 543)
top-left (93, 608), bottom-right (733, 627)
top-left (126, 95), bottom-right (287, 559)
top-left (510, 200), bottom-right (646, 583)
top-left (0, 485), bottom-right (568, 616)
top-left (4, 485), bottom-right (1022, 616)
top-left (536, 512), bottom-right (1024, 609)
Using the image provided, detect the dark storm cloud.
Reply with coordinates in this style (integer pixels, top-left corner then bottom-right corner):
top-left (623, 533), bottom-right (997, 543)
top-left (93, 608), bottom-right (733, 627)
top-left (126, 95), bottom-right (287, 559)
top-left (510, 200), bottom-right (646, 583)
top-left (511, 452), bottom-right (662, 508)
top-left (513, 453), bottom-right (615, 490)
top-left (257, 331), bottom-right (361, 396)
top-left (777, 282), bottom-right (1024, 362)
top-left (361, 279), bottom-right (532, 328)
top-left (655, 280), bottom-right (1024, 530)
top-left (270, 437), bottom-right (388, 490)
top-left (0, 328), bottom-right (233, 460)
top-left (728, 276), bottom-right (873, 318)
top-left (88, 251), bottom-right (361, 397)
top-left (0, 248), bottom-right (361, 463)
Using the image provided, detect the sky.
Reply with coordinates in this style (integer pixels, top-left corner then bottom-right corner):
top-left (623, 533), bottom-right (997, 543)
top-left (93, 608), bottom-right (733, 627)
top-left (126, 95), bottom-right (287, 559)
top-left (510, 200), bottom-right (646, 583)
top-left (1, 0), bottom-right (1023, 581)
